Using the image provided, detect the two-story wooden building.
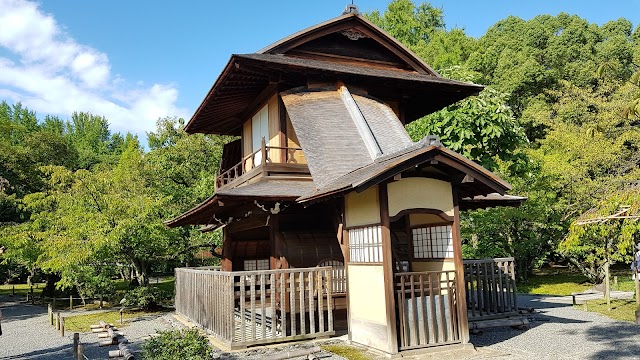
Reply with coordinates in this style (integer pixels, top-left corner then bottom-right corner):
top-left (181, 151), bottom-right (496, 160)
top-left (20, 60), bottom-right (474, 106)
top-left (169, 5), bottom-right (524, 354)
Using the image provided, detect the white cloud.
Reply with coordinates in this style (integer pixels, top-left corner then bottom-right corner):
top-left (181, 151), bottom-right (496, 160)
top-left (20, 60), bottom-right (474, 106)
top-left (0, 0), bottom-right (189, 137)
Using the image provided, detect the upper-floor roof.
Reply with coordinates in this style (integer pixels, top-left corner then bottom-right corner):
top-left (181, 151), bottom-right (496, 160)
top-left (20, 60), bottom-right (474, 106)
top-left (183, 8), bottom-right (483, 135)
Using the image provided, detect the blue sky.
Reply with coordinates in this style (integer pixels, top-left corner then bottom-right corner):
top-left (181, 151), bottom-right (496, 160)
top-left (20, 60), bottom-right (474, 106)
top-left (0, 0), bottom-right (639, 139)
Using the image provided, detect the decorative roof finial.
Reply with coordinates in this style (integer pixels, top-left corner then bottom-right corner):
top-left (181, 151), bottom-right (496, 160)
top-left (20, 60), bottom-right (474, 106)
top-left (343, 3), bottom-right (360, 15)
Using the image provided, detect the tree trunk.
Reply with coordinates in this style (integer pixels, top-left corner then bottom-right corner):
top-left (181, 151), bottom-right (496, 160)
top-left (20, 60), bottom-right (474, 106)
top-left (131, 259), bottom-right (149, 286)
top-left (567, 257), bottom-right (602, 284)
top-left (43, 273), bottom-right (60, 297)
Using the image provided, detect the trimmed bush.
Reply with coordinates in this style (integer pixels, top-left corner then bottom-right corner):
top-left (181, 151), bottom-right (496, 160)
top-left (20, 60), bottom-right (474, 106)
top-left (142, 329), bottom-right (211, 360)
top-left (122, 286), bottom-right (170, 310)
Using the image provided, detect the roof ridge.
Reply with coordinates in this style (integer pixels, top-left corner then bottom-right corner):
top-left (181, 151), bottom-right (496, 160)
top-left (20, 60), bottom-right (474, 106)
top-left (338, 84), bottom-right (382, 159)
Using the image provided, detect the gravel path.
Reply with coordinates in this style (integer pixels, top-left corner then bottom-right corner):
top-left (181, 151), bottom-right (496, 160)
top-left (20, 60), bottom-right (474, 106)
top-left (1, 294), bottom-right (639, 360)
top-left (468, 294), bottom-right (640, 360)
top-left (0, 298), bottom-right (176, 359)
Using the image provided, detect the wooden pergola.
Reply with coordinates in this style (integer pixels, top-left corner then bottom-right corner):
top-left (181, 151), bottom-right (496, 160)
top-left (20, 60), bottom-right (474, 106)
top-left (575, 206), bottom-right (640, 322)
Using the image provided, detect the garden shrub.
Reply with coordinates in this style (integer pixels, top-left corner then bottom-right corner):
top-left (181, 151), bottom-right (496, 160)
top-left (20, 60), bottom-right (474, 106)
top-left (142, 329), bottom-right (211, 360)
top-left (122, 286), bottom-right (170, 310)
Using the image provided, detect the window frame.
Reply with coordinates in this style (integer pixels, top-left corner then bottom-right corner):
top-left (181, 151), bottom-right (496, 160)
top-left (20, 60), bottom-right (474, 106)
top-left (410, 223), bottom-right (454, 260)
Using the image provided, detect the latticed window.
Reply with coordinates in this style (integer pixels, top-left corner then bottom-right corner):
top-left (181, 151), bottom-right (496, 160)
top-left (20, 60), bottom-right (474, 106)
top-left (412, 225), bottom-right (454, 259)
top-left (243, 259), bottom-right (270, 271)
top-left (348, 225), bottom-right (383, 263)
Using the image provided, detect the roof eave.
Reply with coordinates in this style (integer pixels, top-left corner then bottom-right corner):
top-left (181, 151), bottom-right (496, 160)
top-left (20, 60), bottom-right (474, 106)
top-left (184, 56), bottom-right (238, 134)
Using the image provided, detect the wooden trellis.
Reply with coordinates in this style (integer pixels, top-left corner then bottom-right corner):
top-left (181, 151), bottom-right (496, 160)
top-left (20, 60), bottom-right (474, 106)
top-left (574, 206), bottom-right (640, 315)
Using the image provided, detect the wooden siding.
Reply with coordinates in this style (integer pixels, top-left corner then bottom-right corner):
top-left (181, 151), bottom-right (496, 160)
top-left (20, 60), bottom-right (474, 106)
top-left (242, 120), bottom-right (253, 171)
top-left (268, 95), bottom-right (281, 162)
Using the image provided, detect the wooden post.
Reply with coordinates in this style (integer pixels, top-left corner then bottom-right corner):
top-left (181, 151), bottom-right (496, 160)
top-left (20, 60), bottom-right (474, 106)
top-left (70, 295), bottom-right (73, 310)
top-left (269, 214), bottom-right (279, 270)
top-left (60, 316), bottom-right (65, 337)
top-left (221, 228), bottom-right (233, 271)
top-left (73, 333), bottom-right (80, 358)
top-left (77, 344), bottom-right (84, 360)
top-left (56, 312), bottom-right (61, 330)
top-left (452, 187), bottom-right (470, 344)
top-left (261, 137), bottom-right (267, 166)
top-left (635, 263), bottom-right (640, 324)
top-left (378, 183), bottom-right (398, 354)
top-left (605, 259), bottom-right (611, 311)
top-left (48, 304), bottom-right (53, 325)
top-left (30, 286), bottom-right (34, 305)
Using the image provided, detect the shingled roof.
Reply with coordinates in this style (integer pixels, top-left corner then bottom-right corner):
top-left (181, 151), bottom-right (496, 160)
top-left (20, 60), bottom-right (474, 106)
top-left (281, 88), bottom-right (414, 187)
top-left (296, 139), bottom-right (512, 204)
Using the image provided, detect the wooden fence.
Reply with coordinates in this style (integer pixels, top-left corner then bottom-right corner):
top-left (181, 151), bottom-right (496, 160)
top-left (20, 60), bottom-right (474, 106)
top-left (395, 270), bottom-right (460, 350)
top-left (463, 258), bottom-right (518, 321)
top-left (175, 266), bottom-right (335, 349)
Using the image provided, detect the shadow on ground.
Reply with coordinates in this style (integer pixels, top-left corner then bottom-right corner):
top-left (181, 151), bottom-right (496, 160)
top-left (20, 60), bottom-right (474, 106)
top-left (0, 344), bottom-right (71, 360)
top-left (0, 303), bottom-right (47, 324)
top-left (470, 294), bottom-right (590, 347)
top-left (586, 322), bottom-right (640, 360)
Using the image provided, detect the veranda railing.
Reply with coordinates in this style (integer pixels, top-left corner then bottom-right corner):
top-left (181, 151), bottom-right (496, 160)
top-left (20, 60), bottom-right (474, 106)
top-left (175, 266), bottom-right (335, 349)
top-left (463, 257), bottom-right (518, 321)
top-left (395, 270), bottom-right (461, 350)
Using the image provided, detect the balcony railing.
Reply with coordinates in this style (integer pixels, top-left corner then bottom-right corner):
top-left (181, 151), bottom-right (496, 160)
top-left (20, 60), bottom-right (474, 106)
top-left (216, 139), bottom-right (306, 189)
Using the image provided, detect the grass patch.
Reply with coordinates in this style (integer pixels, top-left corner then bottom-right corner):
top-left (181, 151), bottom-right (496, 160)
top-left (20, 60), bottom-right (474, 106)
top-left (610, 273), bottom-right (637, 292)
top-left (152, 277), bottom-right (175, 294)
top-left (321, 344), bottom-right (371, 360)
top-left (0, 283), bottom-right (45, 296)
top-left (576, 299), bottom-right (639, 322)
top-left (64, 309), bottom-right (165, 332)
top-left (518, 273), bottom-right (592, 296)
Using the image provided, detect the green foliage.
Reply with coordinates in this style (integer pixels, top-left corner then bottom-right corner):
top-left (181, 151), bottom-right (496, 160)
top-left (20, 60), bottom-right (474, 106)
top-left (366, 0), bottom-right (444, 51)
top-left (467, 14), bottom-right (635, 115)
top-left (406, 86), bottom-right (527, 170)
top-left (142, 329), bottom-right (211, 360)
top-left (0, 107), bottom-right (225, 294)
top-left (122, 286), bottom-right (171, 310)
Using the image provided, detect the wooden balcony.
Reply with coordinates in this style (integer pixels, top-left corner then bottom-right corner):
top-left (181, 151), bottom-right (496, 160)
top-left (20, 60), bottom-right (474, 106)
top-left (216, 139), bottom-right (310, 190)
